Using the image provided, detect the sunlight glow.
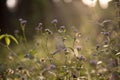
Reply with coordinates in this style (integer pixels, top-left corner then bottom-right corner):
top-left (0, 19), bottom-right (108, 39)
top-left (82, 0), bottom-right (112, 9)
top-left (99, 0), bottom-right (112, 9)
top-left (82, 0), bottom-right (97, 7)
top-left (6, 0), bottom-right (18, 9)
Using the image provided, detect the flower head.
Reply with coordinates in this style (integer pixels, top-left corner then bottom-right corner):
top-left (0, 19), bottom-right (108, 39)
top-left (51, 19), bottom-right (58, 24)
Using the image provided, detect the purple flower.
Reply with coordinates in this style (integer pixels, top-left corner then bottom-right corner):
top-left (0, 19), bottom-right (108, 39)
top-left (103, 39), bottom-right (108, 44)
top-left (77, 55), bottom-right (86, 61)
top-left (21, 20), bottom-right (27, 25)
top-left (76, 46), bottom-right (81, 52)
top-left (103, 32), bottom-right (109, 36)
top-left (19, 18), bottom-right (27, 26)
top-left (51, 19), bottom-right (58, 24)
top-left (90, 59), bottom-right (97, 65)
top-left (60, 26), bottom-right (65, 29)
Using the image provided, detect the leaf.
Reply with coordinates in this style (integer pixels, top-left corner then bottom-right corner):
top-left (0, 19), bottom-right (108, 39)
top-left (5, 36), bottom-right (10, 46)
top-left (0, 34), bottom-right (5, 40)
top-left (9, 35), bottom-right (18, 44)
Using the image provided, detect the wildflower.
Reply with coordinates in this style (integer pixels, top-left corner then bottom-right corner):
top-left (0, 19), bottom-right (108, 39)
top-left (103, 39), bottom-right (108, 44)
top-left (45, 29), bottom-right (53, 35)
top-left (76, 46), bottom-right (82, 52)
top-left (77, 55), bottom-right (86, 61)
top-left (90, 59), bottom-right (97, 65)
top-left (60, 25), bottom-right (65, 29)
top-left (19, 18), bottom-right (27, 26)
top-left (58, 26), bottom-right (66, 33)
top-left (24, 53), bottom-right (34, 59)
top-left (21, 20), bottom-right (27, 25)
top-left (7, 68), bottom-right (14, 74)
top-left (75, 32), bottom-right (82, 38)
top-left (35, 23), bottom-right (43, 31)
top-left (96, 44), bottom-right (100, 50)
top-left (103, 31), bottom-right (109, 36)
top-left (51, 19), bottom-right (58, 24)
top-left (40, 58), bottom-right (46, 63)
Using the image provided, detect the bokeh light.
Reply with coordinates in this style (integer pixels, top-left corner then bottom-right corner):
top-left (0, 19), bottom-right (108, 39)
top-left (6, 0), bottom-right (18, 11)
top-left (99, 0), bottom-right (112, 9)
top-left (82, 0), bottom-right (97, 7)
top-left (82, 0), bottom-right (112, 9)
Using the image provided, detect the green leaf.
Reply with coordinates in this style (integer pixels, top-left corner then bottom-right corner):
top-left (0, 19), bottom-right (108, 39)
top-left (9, 35), bottom-right (18, 44)
top-left (0, 34), bottom-right (5, 40)
top-left (5, 36), bottom-right (10, 46)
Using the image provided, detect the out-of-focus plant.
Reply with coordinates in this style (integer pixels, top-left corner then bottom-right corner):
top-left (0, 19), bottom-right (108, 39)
top-left (0, 34), bottom-right (18, 46)
top-left (0, 1), bottom-right (120, 80)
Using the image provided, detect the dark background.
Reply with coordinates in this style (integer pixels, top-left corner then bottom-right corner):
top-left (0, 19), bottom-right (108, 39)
top-left (0, 0), bottom-right (82, 36)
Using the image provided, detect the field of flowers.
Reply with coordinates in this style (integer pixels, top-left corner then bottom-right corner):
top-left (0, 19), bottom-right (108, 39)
top-left (0, 0), bottom-right (120, 80)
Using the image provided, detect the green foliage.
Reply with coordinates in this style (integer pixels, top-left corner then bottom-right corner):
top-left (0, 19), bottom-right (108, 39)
top-left (0, 34), bottom-right (18, 46)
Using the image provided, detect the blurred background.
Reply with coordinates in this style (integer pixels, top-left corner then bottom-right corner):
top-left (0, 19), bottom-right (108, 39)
top-left (0, 0), bottom-right (114, 37)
